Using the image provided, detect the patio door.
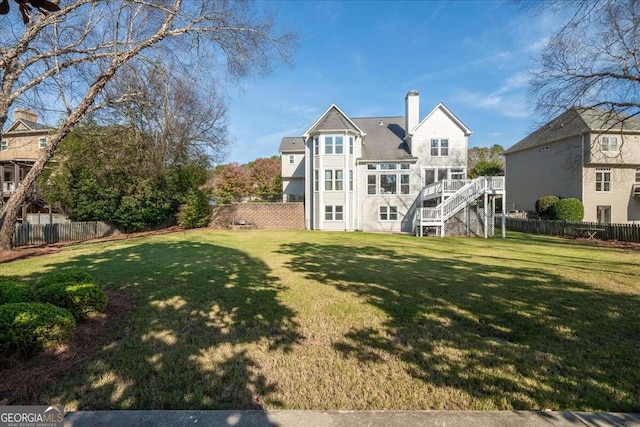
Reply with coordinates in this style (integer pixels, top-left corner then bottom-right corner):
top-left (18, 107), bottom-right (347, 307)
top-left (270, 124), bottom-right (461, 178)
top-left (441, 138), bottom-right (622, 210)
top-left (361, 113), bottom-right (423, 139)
top-left (596, 205), bottom-right (611, 224)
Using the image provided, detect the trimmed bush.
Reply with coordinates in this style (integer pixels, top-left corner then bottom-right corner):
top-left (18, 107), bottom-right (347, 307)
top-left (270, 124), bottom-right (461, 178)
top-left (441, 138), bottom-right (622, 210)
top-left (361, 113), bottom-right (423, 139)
top-left (549, 198), bottom-right (584, 221)
top-left (36, 283), bottom-right (108, 320)
top-left (37, 269), bottom-right (94, 289)
top-left (535, 195), bottom-right (560, 218)
top-left (0, 276), bottom-right (35, 305)
top-left (0, 302), bottom-right (76, 354)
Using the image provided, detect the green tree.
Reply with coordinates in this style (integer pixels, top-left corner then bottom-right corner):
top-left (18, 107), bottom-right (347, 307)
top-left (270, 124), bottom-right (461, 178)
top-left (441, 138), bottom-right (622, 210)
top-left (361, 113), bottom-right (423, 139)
top-left (249, 157), bottom-right (282, 201)
top-left (468, 160), bottom-right (504, 178)
top-left (467, 145), bottom-right (504, 177)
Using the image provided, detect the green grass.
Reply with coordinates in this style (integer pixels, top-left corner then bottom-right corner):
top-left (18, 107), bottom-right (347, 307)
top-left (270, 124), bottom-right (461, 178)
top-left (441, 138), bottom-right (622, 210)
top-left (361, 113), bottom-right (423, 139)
top-left (2, 230), bottom-right (639, 411)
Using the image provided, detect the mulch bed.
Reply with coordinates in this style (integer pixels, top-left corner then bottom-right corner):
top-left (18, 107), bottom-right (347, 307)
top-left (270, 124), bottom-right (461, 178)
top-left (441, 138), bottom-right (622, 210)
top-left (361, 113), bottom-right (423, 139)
top-left (0, 290), bottom-right (135, 405)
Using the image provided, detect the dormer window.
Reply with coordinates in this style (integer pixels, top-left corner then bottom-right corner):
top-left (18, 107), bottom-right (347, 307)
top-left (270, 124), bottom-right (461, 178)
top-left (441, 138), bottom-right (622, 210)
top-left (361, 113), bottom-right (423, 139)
top-left (38, 137), bottom-right (47, 149)
top-left (601, 136), bottom-right (618, 153)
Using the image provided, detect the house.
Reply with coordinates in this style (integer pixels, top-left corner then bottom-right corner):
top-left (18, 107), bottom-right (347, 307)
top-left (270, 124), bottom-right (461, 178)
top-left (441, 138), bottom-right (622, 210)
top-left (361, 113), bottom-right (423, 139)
top-left (505, 107), bottom-right (640, 224)
top-left (278, 90), bottom-right (505, 236)
top-left (0, 109), bottom-right (54, 218)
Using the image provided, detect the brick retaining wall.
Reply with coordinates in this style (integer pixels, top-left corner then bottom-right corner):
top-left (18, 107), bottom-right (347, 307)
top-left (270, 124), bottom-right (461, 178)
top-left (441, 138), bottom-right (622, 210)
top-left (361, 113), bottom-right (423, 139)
top-left (209, 203), bottom-right (304, 230)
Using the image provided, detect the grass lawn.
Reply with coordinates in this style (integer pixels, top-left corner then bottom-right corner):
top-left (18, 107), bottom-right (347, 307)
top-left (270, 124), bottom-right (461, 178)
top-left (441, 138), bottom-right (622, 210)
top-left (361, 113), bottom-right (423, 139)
top-left (1, 229), bottom-right (639, 411)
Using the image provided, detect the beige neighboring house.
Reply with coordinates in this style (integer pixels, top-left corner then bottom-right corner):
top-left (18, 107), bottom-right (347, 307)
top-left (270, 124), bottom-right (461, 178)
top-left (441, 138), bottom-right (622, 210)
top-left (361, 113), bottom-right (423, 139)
top-left (279, 90), bottom-right (505, 236)
top-left (1, 109), bottom-right (54, 218)
top-left (505, 107), bottom-right (640, 224)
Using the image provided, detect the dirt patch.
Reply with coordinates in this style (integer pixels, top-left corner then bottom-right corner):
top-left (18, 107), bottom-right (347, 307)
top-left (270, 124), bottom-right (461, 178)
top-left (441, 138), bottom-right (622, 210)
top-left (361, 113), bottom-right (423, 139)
top-left (0, 226), bottom-right (184, 264)
top-left (0, 290), bottom-right (135, 405)
top-left (570, 236), bottom-right (640, 251)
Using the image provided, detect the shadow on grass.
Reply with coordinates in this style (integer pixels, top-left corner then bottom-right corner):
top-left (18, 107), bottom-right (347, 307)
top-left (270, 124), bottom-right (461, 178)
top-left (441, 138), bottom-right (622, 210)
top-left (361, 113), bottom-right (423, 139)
top-left (278, 241), bottom-right (640, 411)
top-left (34, 241), bottom-right (303, 414)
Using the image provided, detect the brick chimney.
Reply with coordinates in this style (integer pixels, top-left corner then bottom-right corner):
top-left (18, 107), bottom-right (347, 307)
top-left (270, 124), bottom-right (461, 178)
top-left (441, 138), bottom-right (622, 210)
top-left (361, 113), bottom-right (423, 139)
top-left (14, 109), bottom-right (38, 123)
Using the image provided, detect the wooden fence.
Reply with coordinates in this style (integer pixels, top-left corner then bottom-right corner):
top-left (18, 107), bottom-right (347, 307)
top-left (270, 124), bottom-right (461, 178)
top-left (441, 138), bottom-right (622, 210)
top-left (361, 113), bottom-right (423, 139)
top-left (498, 217), bottom-right (640, 243)
top-left (11, 221), bottom-right (118, 247)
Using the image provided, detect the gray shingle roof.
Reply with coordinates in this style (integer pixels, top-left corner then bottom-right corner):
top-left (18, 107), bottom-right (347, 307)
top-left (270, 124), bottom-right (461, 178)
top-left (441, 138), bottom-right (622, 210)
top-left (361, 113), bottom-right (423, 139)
top-left (506, 107), bottom-right (640, 154)
top-left (279, 137), bottom-right (305, 152)
top-left (353, 116), bottom-right (412, 161)
top-left (309, 106), bottom-right (359, 133)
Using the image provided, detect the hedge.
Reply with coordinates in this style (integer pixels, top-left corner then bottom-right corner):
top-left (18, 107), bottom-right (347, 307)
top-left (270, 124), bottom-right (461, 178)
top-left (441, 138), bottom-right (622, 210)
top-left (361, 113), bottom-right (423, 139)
top-left (549, 198), bottom-right (584, 221)
top-left (0, 277), bottom-right (35, 305)
top-left (535, 195), bottom-right (560, 218)
top-left (0, 303), bottom-right (76, 354)
top-left (36, 282), bottom-right (108, 320)
top-left (37, 269), bottom-right (94, 289)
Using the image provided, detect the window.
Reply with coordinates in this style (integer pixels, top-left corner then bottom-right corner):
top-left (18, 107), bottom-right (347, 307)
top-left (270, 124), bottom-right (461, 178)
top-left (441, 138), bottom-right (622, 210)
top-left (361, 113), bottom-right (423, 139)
top-left (635, 168), bottom-right (640, 183)
top-left (400, 163), bottom-right (410, 170)
top-left (325, 170), bottom-right (333, 190)
top-left (325, 205), bottom-right (343, 221)
top-left (430, 139), bottom-right (449, 156)
top-left (596, 167), bottom-right (611, 192)
top-left (314, 170), bottom-right (319, 191)
top-left (400, 174), bottom-right (410, 194)
top-left (288, 155), bottom-right (295, 164)
top-left (38, 138), bottom-right (47, 149)
top-left (349, 137), bottom-right (354, 155)
top-left (380, 163), bottom-right (397, 170)
top-left (335, 169), bottom-right (343, 190)
top-left (601, 136), bottom-right (618, 153)
top-left (324, 169), bottom-right (343, 191)
top-left (380, 174), bottom-right (397, 194)
top-left (349, 170), bottom-right (353, 191)
top-left (325, 136), bottom-right (333, 154)
top-left (597, 205), bottom-right (611, 224)
top-left (367, 175), bottom-right (377, 195)
top-left (451, 168), bottom-right (465, 180)
top-left (379, 206), bottom-right (398, 221)
top-left (367, 164), bottom-right (377, 170)
top-left (335, 136), bottom-right (343, 154)
top-left (314, 137), bottom-right (319, 155)
top-left (0, 140), bottom-right (7, 151)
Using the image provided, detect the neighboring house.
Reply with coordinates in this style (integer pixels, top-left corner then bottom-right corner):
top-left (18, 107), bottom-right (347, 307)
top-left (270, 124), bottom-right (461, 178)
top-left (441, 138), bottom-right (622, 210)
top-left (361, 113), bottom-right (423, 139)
top-left (505, 107), bottom-right (640, 224)
top-left (0, 109), bottom-right (53, 218)
top-left (279, 91), bottom-right (505, 236)
top-left (279, 137), bottom-right (305, 202)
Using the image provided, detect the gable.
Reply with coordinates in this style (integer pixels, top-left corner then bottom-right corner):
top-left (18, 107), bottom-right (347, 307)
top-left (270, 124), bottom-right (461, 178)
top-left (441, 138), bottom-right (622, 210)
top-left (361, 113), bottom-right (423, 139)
top-left (5, 119), bottom-right (53, 133)
top-left (304, 105), bottom-right (363, 136)
top-left (412, 103), bottom-right (472, 137)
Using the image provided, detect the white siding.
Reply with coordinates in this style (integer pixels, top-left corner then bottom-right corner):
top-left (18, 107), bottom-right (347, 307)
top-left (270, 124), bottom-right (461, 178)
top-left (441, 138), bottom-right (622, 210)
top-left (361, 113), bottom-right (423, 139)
top-left (411, 108), bottom-right (467, 171)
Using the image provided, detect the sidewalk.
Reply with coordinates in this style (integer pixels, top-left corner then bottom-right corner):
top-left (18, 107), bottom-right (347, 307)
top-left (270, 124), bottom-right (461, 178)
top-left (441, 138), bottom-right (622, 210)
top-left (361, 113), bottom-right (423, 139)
top-left (64, 410), bottom-right (640, 426)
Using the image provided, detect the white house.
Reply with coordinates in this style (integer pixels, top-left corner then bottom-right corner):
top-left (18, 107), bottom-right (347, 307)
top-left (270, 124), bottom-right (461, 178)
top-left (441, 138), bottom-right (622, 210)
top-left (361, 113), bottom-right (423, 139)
top-left (278, 91), bottom-right (505, 236)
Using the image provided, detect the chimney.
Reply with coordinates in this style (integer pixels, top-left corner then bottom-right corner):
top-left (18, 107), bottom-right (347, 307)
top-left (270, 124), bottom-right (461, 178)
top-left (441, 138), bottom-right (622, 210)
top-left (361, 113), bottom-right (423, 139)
top-left (14, 109), bottom-right (38, 123)
top-left (405, 90), bottom-right (419, 137)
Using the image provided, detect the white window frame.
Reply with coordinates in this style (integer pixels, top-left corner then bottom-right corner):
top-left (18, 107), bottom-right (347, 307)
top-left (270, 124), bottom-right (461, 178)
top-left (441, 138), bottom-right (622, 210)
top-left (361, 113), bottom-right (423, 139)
top-left (400, 174), bottom-right (410, 194)
top-left (430, 139), bottom-right (449, 157)
top-left (314, 170), bottom-right (319, 192)
top-left (595, 167), bottom-right (611, 192)
top-left (325, 205), bottom-right (343, 221)
top-left (601, 136), bottom-right (618, 153)
top-left (324, 169), bottom-right (343, 191)
top-left (379, 206), bottom-right (398, 221)
top-left (367, 174), bottom-right (377, 195)
top-left (349, 170), bottom-right (353, 191)
top-left (288, 154), bottom-right (295, 164)
top-left (335, 136), bottom-right (344, 154)
top-left (313, 137), bottom-right (319, 155)
top-left (349, 137), bottom-right (354, 155)
top-left (323, 135), bottom-right (344, 155)
top-left (0, 140), bottom-right (7, 151)
top-left (38, 137), bottom-right (47, 149)
top-left (635, 167), bottom-right (640, 183)
top-left (380, 174), bottom-right (397, 194)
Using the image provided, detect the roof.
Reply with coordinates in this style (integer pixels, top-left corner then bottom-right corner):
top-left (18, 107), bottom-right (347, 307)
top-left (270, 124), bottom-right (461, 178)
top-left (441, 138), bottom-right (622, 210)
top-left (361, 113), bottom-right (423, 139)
top-left (279, 137), bottom-right (305, 152)
top-left (5, 118), bottom-right (54, 133)
top-left (506, 107), bottom-right (640, 154)
top-left (352, 116), bottom-right (412, 161)
top-left (303, 104), bottom-right (364, 137)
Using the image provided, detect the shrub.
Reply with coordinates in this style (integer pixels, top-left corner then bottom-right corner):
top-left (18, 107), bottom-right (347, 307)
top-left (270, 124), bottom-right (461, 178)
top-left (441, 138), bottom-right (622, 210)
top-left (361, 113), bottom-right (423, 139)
top-left (0, 303), bottom-right (75, 354)
top-left (535, 195), bottom-right (560, 218)
top-left (37, 269), bottom-right (94, 289)
top-left (0, 277), bottom-right (35, 305)
top-left (177, 189), bottom-right (211, 229)
top-left (549, 198), bottom-right (584, 221)
top-left (36, 283), bottom-right (108, 320)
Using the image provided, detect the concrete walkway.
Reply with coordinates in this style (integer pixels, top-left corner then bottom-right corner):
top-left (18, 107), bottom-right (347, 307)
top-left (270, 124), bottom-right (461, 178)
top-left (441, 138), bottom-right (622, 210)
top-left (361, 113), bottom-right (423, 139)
top-left (64, 410), bottom-right (640, 426)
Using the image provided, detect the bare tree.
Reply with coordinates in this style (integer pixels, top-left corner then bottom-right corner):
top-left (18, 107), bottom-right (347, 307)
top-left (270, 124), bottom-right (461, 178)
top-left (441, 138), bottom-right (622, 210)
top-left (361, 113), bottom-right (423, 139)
top-left (0, 0), bottom-right (294, 250)
top-left (530, 0), bottom-right (640, 122)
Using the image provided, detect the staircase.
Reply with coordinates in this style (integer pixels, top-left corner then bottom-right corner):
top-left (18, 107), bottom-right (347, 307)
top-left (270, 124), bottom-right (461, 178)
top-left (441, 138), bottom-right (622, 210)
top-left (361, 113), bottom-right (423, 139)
top-left (413, 176), bottom-right (504, 237)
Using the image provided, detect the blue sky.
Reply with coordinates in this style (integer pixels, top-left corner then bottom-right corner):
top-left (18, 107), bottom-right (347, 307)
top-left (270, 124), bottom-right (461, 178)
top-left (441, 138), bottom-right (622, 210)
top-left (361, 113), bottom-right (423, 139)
top-left (225, 0), bottom-right (560, 164)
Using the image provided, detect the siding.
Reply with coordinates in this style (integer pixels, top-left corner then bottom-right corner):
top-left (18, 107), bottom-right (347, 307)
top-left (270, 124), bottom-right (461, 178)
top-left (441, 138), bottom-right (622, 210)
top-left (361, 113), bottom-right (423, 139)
top-left (411, 108), bottom-right (467, 170)
top-left (505, 136), bottom-right (583, 212)
top-left (583, 166), bottom-right (640, 223)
